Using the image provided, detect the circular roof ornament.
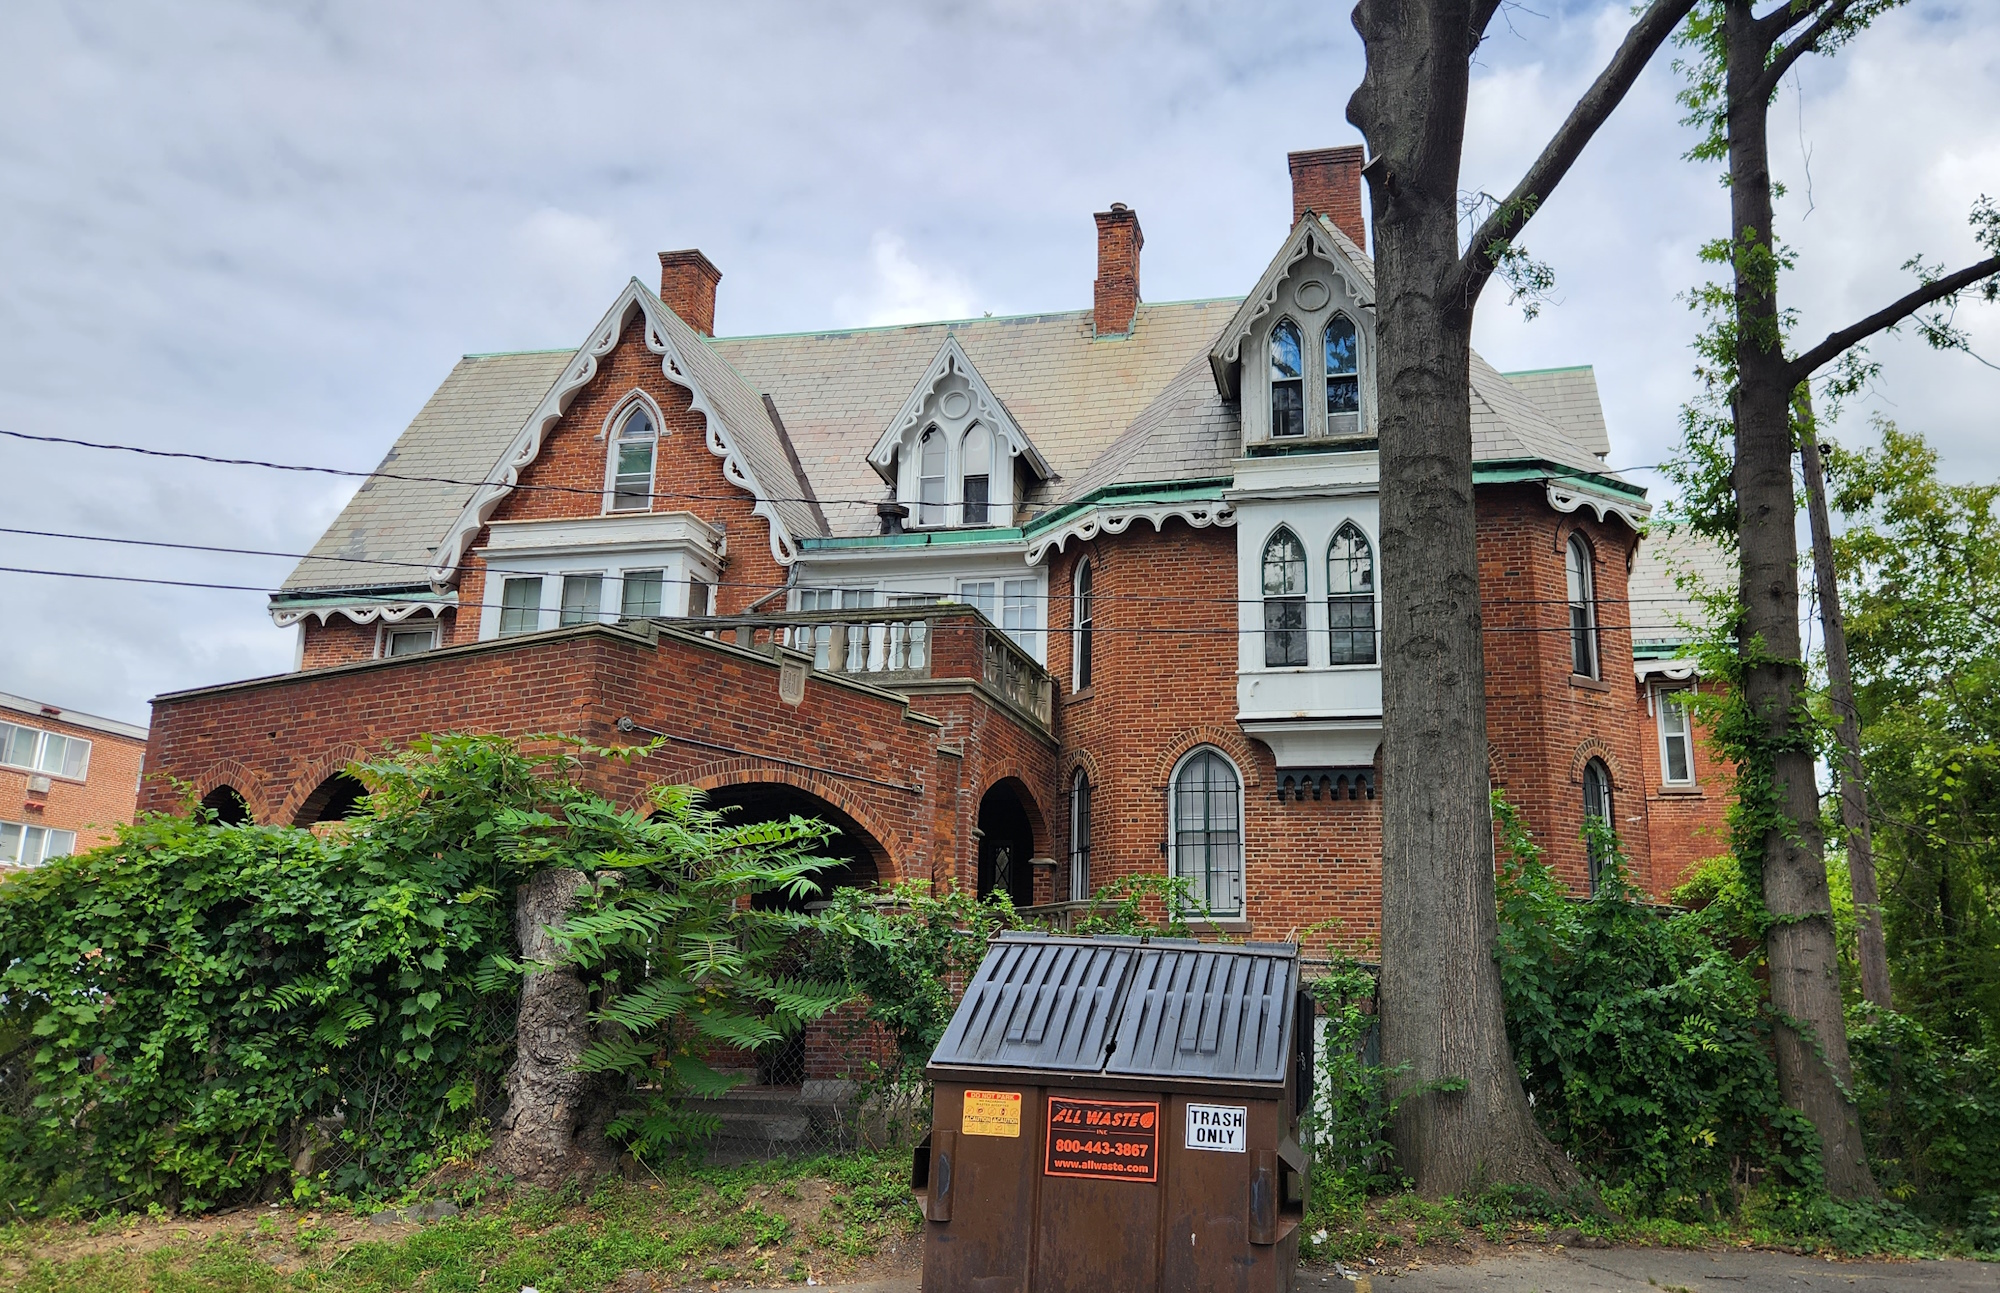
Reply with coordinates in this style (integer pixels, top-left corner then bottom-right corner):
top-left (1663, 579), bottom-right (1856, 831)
top-left (940, 390), bottom-right (971, 419)
top-left (1295, 279), bottom-right (1331, 311)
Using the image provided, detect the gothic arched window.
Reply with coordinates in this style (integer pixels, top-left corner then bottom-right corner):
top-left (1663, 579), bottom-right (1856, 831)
top-left (1325, 313), bottom-right (1359, 417)
top-left (961, 422), bottom-right (992, 525)
top-left (1171, 747), bottom-right (1243, 916)
top-left (608, 404), bottom-right (657, 512)
top-left (1566, 533), bottom-right (1600, 679)
top-left (1270, 319), bottom-right (1304, 438)
top-left (917, 427), bottom-right (947, 526)
top-left (1327, 521), bottom-right (1376, 665)
top-left (1262, 527), bottom-right (1308, 667)
top-left (1583, 757), bottom-right (1615, 892)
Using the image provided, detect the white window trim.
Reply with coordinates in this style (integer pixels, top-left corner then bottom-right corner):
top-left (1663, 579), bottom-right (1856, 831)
top-left (0, 818), bottom-right (77, 867)
top-left (375, 621), bottom-right (441, 659)
top-left (0, 720), bottom-right (92, 783)
top-left (1567, 533), bottom-right (1601, 680)
top-left (1654, 684), bottom-right (1698, 787)
top-left (557, 569), bottom-right (611, 626)
top-left (497, 574), bottom-right (548, 637)
top-left (602, 390), bottom-right (666, 515)
top-left (1072, 557), bottom-right (1094, 692)
top-left (1167, 745), bottom-right (1246, 918)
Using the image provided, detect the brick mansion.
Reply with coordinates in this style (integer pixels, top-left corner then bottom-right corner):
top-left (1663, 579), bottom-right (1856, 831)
top-left (142, 145), bottom-right (1728, 945)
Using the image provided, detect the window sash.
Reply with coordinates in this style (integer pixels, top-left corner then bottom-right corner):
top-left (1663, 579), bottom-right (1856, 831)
top-left (559, 574), bottom-right (604, 626)
top-left (688, 580), bottom-right (710, 617)
top-left (610, 441), bottom-right (654, 512)
top-left (499, 578), bottom-right (542, 637)
top-left (1327, 595), bottom-right (1377, 665)
top-left (1001, 580), bottom-right (1036, 648)
top-left (1074, 563), bottom-right (1094, 691)
top-left (0, 721), bottom-right (90, 779)
top-left (1271, 381), bottom-right (1304, 438)
top-left (385, 627), bottom-right (436, 657)
top-left (1069, 774), bottom-right (1092, 903)
top-left (621, 570), bottom-right (665, 619)
top-left (1570, 604), bottom-right (1598, 677)
top-left (0, 821), bottom-right (75, 867)
top-left (1264, 597), bottom-right (1308, 667)
top-left (1659, 691), bottom-right (1693, 783)
top-left (1173, 755), bottom-right (1243, 916)
top-left (962, 474), bottom-right (989, 525)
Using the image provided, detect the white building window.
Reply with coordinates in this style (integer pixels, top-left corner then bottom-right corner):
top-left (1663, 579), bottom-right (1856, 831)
top-left (0, 820), bottom-right (75, 867)
top-left (0, 721), bottom-right (90, 779)
top-left (608, 405), bottom-right (657, 513)
top-left (1073, 558), bottom-right (1095, 691)
top-left (1069, 768), bottom-right (1092, 903)
top-left (381, 625), bottom-right (438, 658)
top-left (1261, 528), bottom-right (1308, 667)
top-left (1171, 747), bottom-right (1243, 917)
top-left (1325, 314), bottom-right (1359, 419)
top-left (499, 577), bottom-right (543, 637)
top-left (962, 422), bottom-right (992, 525)
top-left (1583, 757), bottom-right (1615, 892)
top-left (958, 579), bottom-right (1038, 651)
top-left (1270, 319), bottom-right (1304, 438)
top-left (1326, 521), bottom-right (1376, 666)
top-left (917, 427), bottom-right (948, 527)
top-left (1566, 534), bottom-right (1600, 679)
top-left (1658, 689), bottom-right (1695, 785)
top-left (621, 570), bottom-right (665, 618)
top-left (559, 574), bottom-right (604, 626)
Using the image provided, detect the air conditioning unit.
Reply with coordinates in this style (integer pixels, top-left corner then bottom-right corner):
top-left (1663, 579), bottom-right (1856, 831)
top-left (26, 775), bottom-right (52, 795)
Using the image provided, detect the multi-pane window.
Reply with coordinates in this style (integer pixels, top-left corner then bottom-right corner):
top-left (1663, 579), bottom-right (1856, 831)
top-left (1583, 758), bottom-right (1615, 892)
top-left (559, 574), bottom-right (604, 626)
top-left (1073, 558), bottom-right (1094, 691)
top-left (0, 821), bottom-right (75, 868)
top-left (1658, 689), bottom-right (1694, 784)
top-left (961, 422), bottom-right (992, 525)
top-left (1270, 319), bottom-right (1304, 438)
top-left (917, 427), bottom-right (947, 526)
top-left (620, 570), bottom-right (665, 619)
top-left (1326, 522), bottom-right (1376, 665)
top-left (688, 580), bottom-right (710, 617)
top-left (1068, 769), bottom-right (1092, 903)
top-left (1566, 534), bottom-right (1600, 679)
top-left (1324, 314), bottom-right (1359, 416)
top-left (609, 405), bottom-right (657, 512)
top-left (0, 721), bottom-right (90, 779)
top-left (498, 577), bottom-right (542, 637)
top-left (383, 626), bottom-right (436, 657)
top-left (958, 579), bottom-right (1038, 651)
top-left (798, 587), bottom-right (876, 668)
top-left (1261, 528), bottom-right (1308, 667)
top-left (1172, 748), bottom-right (1243, 916)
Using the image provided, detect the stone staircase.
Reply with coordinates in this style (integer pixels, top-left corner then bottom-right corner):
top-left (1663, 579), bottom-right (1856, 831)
top-left (682, 1081), bottom-right (865, 1164)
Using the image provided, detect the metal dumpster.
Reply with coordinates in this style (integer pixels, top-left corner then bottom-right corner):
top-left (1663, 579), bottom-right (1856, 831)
top-left (912, 933), bottom-right (1310, 1293)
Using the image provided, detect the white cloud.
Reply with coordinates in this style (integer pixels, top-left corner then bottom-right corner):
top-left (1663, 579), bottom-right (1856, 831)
top-left (836, 233), bottom-right (979, 327)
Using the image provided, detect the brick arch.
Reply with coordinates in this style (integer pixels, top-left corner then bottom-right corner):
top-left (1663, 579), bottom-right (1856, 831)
top-left (976, 766), bottom-right (1050, 859)
top-left (1151, 725), bottom-right (1263, 791)
top-left (276, 743), bottom-right (368, 826)
top-left (658, 756), bottom-right (909, 883)
top-left (1062, 748), bottom-right (1105, 789)
top-left (183, 756), bottom-right (273, 824)
top-left (1567, 737), bottom-right (1625, 786)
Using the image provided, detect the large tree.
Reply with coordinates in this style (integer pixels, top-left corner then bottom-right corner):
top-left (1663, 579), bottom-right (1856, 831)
top-left (1346, 0), bottom-right (1698, 1195)
top-left (1675, 0), bottom-right (2000, 1197)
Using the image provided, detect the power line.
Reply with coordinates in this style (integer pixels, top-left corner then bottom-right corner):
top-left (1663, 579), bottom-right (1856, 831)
top-left (0, 526), bottom-right (1714, 610)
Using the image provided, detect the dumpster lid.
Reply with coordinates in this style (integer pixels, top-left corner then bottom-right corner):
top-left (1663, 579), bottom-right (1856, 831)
top-left (928, 933), bottom-right (1298, 1086)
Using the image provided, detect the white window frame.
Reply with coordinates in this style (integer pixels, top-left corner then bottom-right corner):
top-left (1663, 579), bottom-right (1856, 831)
top-left (376, 622), bottom-right (440, 659)
top-left (1073, 557), bottom-right (1095, 692)
top-left (1583, 757), bottom-right (1615, 892)
top-left (1261, 526), bottom-right (1309, 669)
top-left (1566, 533), bottom-right (1600, 680)
top-left (558, 571), bottom-right (607, 626)
top-left (0, 819), bottom-right (76, 867)
top-left (620, 568), bottom-right (668, 619)
top-left (1168, 745), bottom-right (1245, 918)
top-left (1655, 685), bottom-right (1697, 786)
top-left (604, 394), bottom-right (663, 515)
top-left (498, 576), bottom-right (546, 637)
top-left (0, 720), bottom-right (91, 781)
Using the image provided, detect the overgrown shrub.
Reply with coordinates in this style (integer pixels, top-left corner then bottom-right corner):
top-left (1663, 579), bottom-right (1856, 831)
top-left (1849, 1006), bottom-right (2000, 1234)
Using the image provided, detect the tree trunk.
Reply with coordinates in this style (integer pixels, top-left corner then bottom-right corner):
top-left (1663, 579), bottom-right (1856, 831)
top-left (1722, 0), bottom-right (1877, 1199)
top-left (489, 868), bottom-right (618, 1186)
top-left (1798, 428), bottom-right (1892, 1009)
top-left (1349, 0), bottom-right (1579, 1199)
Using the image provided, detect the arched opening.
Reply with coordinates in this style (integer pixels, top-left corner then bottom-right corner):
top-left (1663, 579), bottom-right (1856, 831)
top-left (294, 773), bottom-right (368, 826)
top-left (697, 781), bottom-right (888, 1088)
top-left (200, 785), bottom-right (250, 826)
top-left (977, 778), bottom-right (1040, 908)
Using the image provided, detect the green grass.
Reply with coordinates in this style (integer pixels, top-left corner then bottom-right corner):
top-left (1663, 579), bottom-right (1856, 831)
top-left (2, 1152), bottom-right (922, 1293)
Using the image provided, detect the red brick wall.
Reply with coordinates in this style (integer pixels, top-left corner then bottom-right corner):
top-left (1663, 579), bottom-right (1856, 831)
top-left (0, 707), bottom-right (146, 859)
top-left (1633, 676), bottom-right (1731, 894)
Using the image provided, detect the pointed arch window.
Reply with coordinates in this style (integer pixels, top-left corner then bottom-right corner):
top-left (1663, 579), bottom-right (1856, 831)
top-left (1262, 527), bottom-right (1308, 667)
top-left (1582, 757), bottom-right (1615, 892)
top-left (917, 427), bottom-right (947, 526)
top-left (1073, 557), bottom-right (1094, 691)
top-left (1566, 533), bottom-right (1600, 679)
top-left (1171, 747), bottom-right (1243, 916)
top-left (1270, 319), bottom-right (1304, 438)
top-left (961, 422), bottom-right (992, 525)
top-left (1069, 768), bottom-right (1093, 902)
top-left (1327, 521), bottom-right (1376, 665)
top-left (1324, 314), bottom-right (1359, 417)
top-left (609, 404), bottom-right (657, 512)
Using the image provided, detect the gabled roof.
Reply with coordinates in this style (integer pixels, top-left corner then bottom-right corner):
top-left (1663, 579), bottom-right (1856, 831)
top-left (865, 333), bottom-right (1052, 481)
top-left (1208, 213), bottom-right (1374, 400)
top-left (1629, 529), bottom-right (1735, 651)
top-left (1502, 366), bottom-right (1610, 460)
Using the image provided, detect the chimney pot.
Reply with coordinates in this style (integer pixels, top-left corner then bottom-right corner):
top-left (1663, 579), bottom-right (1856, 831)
top-left (1092, 205), bottom-right (1143, 337)
top-left (1288, 146), bottom-right (1368, 253)
top-left (658, 249), bottom-right (722, 336)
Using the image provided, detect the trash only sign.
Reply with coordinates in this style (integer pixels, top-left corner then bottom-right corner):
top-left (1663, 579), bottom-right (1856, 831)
top-left (1184, 1103), bottom-right (1247, 1152)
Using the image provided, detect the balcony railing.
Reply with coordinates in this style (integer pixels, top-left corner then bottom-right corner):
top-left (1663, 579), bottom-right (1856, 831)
top-left (671, 606), bottom-right (1053, 730)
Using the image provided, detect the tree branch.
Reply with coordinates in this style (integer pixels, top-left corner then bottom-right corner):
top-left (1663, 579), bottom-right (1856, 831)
top-left (1785, 254), bottom-right (2000, 384)
top-left (1753, 0), bottom-right (1833, 43)
top-left (1472, 0), bottom-right (1508, 44)
top-left (1754, 0), bottom-right (1858, 100)
top-left (1444, 0), bottom-right (1698, 310)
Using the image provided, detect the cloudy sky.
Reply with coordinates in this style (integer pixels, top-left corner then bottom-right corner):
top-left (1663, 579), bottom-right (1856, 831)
top-left (1, 0), bottom-right (1995, 726)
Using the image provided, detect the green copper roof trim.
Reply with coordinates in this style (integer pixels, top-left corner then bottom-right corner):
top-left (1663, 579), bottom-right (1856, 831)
top-left (1497, 363), bottom-right (1593, 377)
top-left (798, 526), bottom-right (1031, 552)
top-left (1021, 478), bottom-right (1235, 536)
top-left (1633, 640), bottom-right (1698, 659)
top-left (1472, 459), bottom-right (1649, 500)
top-left (270, 590), bottom-right (459, 609)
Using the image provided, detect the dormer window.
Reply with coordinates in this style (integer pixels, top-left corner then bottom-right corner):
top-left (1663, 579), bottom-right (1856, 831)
top-left (962, 422), bottom-right (992, 524)
top-left (609, 405), bottom-right (656, 512)
top-left (1270, 319), bottom-right (1305, 438)
top-left (917, 427), bottom-right (947, 526)
top-left (1325, 314), bottom-right (1359, 418)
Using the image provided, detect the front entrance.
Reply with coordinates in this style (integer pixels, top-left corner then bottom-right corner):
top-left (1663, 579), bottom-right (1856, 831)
top-left (978, 779), bottom-right (1039, 908)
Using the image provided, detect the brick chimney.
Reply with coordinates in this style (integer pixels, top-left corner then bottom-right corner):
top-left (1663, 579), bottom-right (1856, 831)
top-left (1288, 146), bottom-right (1367, 253)
top-left (658, 249), bottom-right (722, 336)
top-left (1092, 204), bottom-right (1143, 336)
